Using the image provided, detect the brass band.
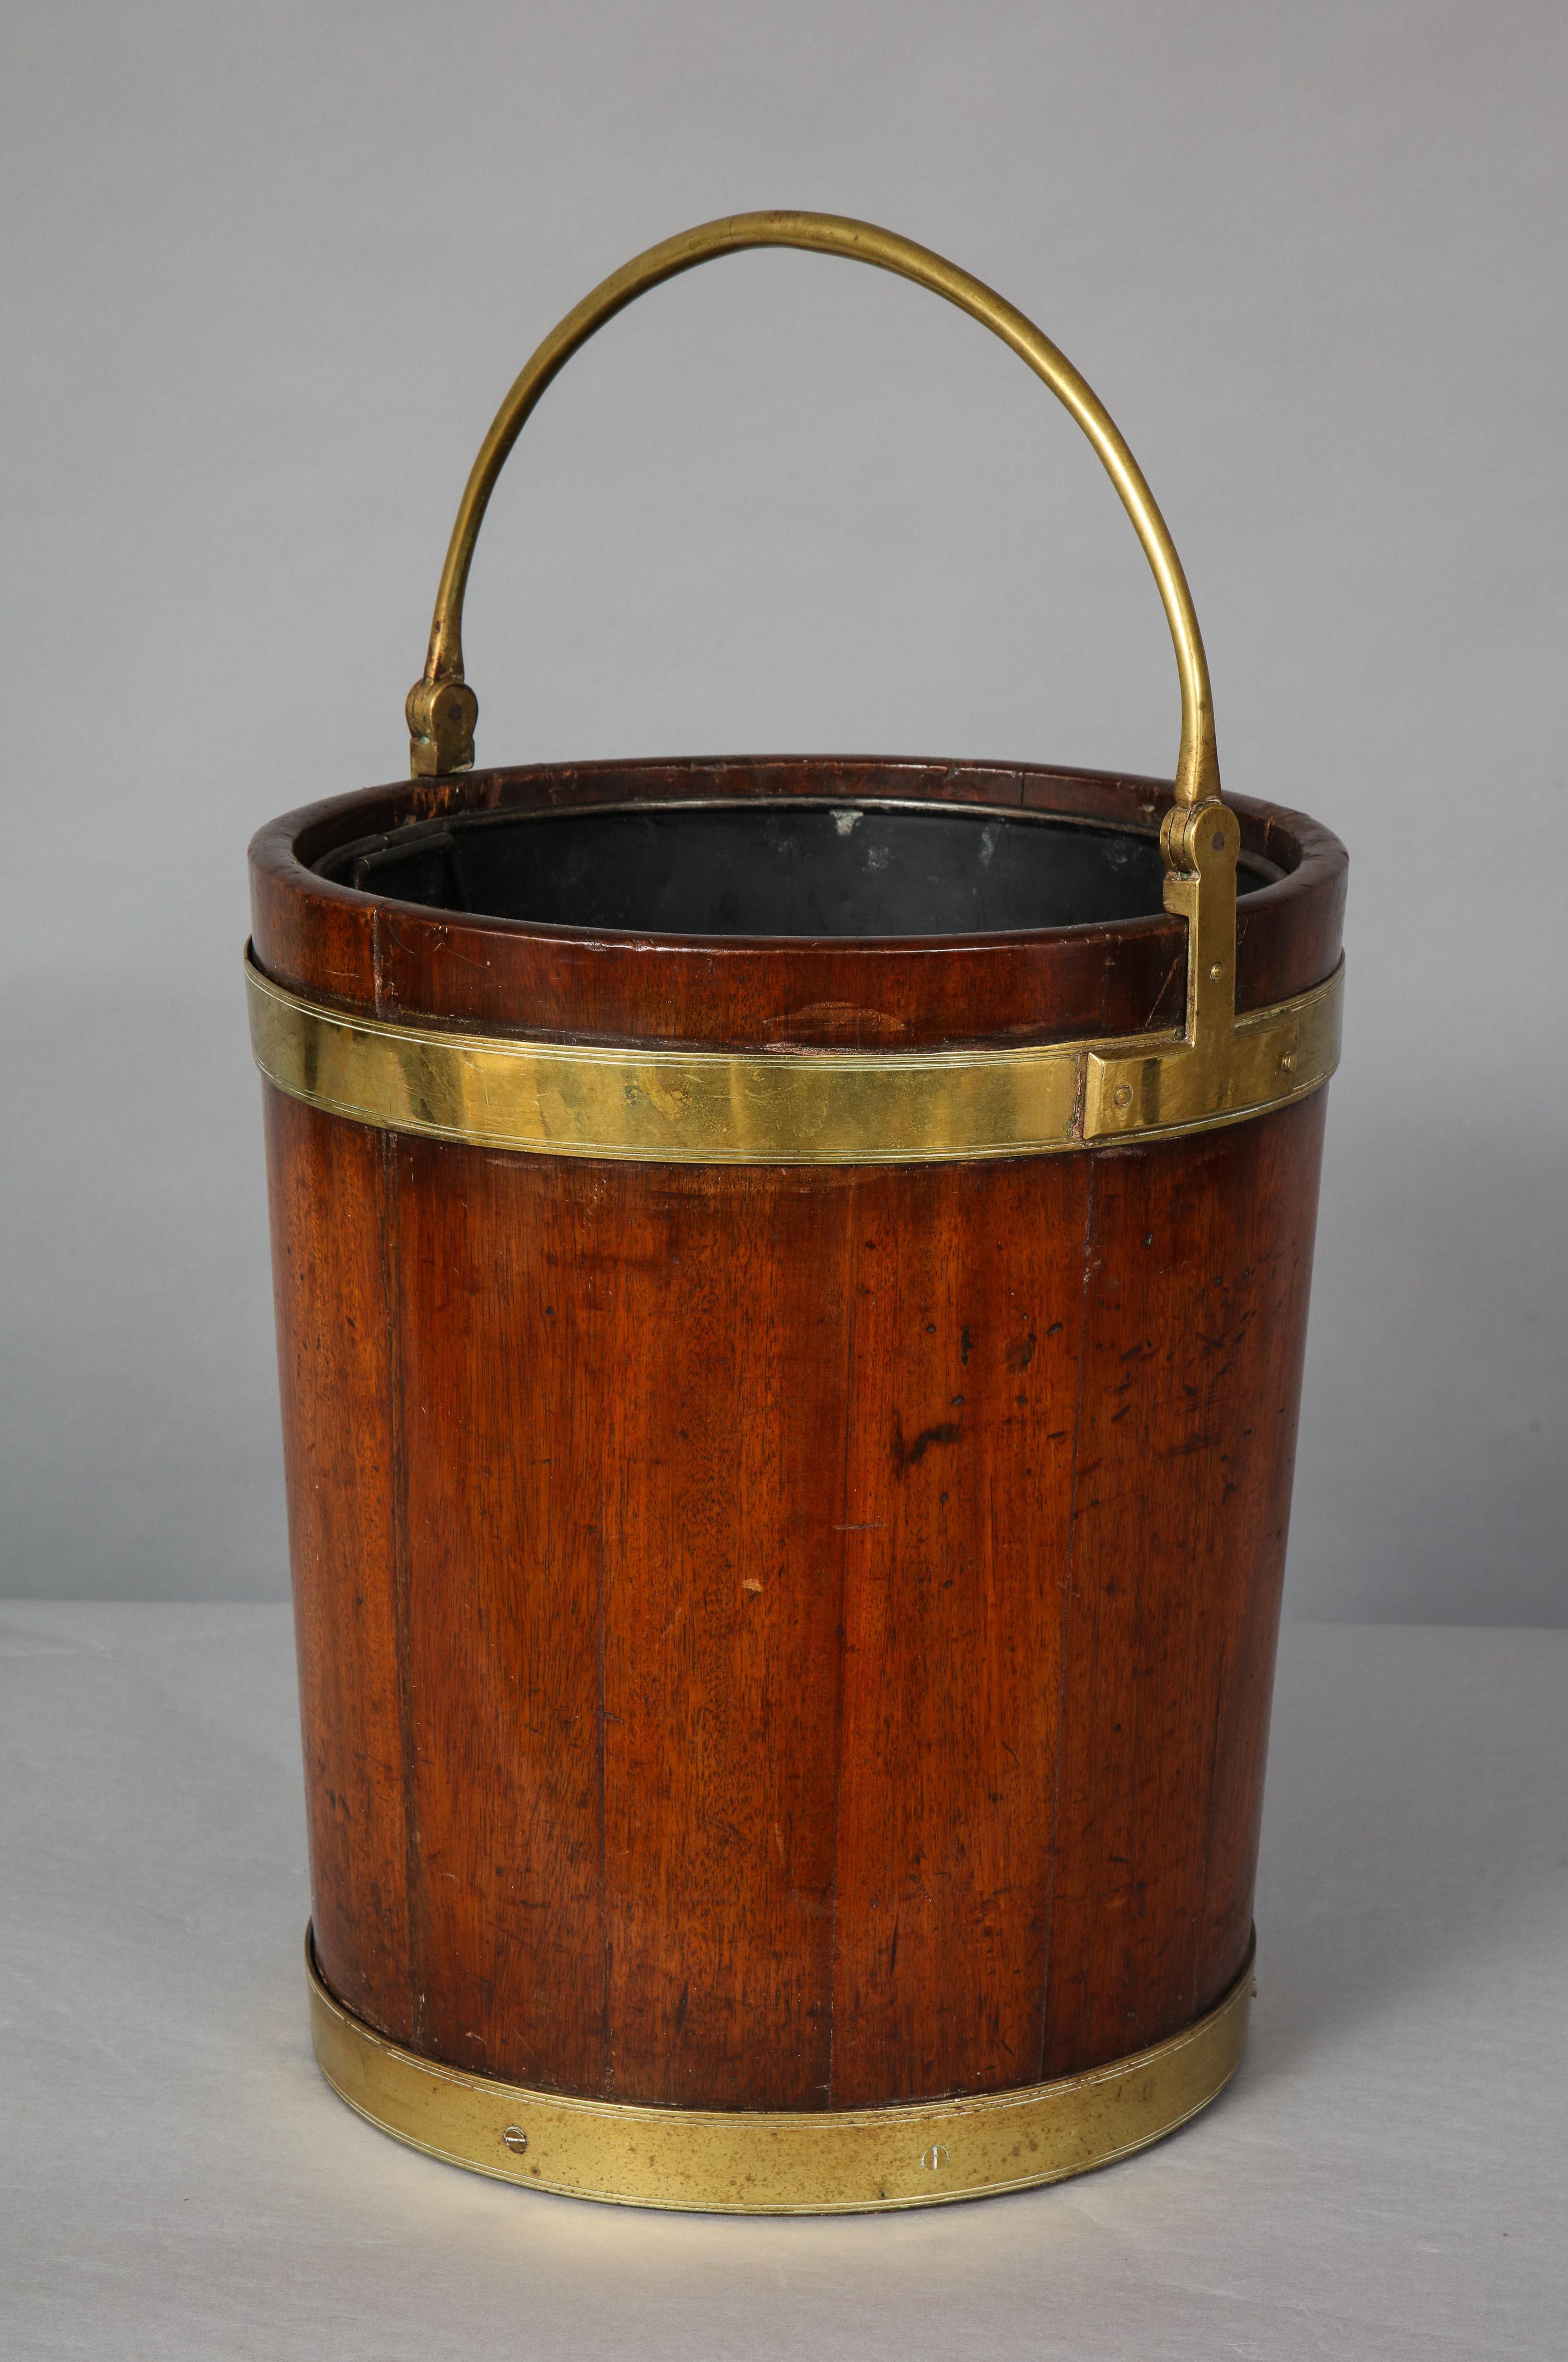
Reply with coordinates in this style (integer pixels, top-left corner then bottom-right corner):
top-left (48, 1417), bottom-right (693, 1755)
top-left (246, 950), bottom-right (1341, 1165)
top-left (306, 1929), bottom-right (1255, 2213)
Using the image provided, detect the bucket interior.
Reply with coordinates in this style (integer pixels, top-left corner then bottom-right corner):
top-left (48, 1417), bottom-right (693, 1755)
top-left (317, 798), bottom-right (1279, 939)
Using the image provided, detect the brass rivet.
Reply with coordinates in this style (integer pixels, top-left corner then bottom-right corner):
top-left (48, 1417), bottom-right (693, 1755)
top-left (502, 2125), bottom-right (529, 2154)
top-left (1113, 1082), bottom-right (1133, 1110)
top-left (1209, 963), bottom-right (1224, 981)
top-left (1279, 1051), bottom-right (1296, 1073)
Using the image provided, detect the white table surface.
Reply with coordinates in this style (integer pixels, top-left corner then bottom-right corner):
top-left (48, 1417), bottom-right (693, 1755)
top-left (2, 1605), bottom-right (1563, 2360)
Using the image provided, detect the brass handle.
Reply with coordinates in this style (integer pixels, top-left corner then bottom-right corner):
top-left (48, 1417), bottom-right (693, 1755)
top-left (406, 210), bottom-right (1220, 812)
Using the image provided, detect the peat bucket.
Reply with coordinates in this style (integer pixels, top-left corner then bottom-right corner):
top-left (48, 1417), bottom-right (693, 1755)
top-left (248, 213), bottom-right (1346, 2212)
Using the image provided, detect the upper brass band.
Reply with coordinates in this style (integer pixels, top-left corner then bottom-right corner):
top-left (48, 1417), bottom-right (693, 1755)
top-left (246, 952), bottom-right (1342, 1165)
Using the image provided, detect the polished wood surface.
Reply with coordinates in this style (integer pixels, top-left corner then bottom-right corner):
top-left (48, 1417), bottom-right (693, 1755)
top-left (255, 756), bottom-right (1343, 2109)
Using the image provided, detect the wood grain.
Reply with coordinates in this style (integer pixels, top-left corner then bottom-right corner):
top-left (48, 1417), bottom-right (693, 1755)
top-left (263, 1091), bottom-right (412, 2044)
top-left (828, 1158), bottom-right (1089, 2103)
top-left (387, 1139), bottom-right (607, 2092)
top-left (1040, 1093), bottom-right (1328, 2073)
top-left (594, 1167), bottom-right (848, 2107)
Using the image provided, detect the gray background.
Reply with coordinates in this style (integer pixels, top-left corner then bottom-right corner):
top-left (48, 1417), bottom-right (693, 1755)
top-left (3, 0), bottom-right (1563, 1619)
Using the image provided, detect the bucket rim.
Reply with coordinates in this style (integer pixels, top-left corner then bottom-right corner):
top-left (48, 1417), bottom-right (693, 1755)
top-left (251, 752), bottom-right (1342, 958)
top-left (247, 754), bottom-right (1346, 1060)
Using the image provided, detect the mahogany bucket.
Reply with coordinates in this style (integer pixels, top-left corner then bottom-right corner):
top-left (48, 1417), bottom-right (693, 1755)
top-left (247, 213), bottom-right (1346, 2213)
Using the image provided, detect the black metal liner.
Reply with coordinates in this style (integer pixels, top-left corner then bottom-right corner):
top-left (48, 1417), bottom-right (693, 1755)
top-left (317, 798), bottom-right (1281, 942)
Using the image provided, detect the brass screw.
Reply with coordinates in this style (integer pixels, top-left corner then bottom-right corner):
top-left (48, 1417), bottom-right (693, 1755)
top-left (502, 2125), bottom-right (529, 2154)
top-left (1209, 963), bottom-right (1224, 981)
top-left (1113, 1083), bottom-right (1133, 1111)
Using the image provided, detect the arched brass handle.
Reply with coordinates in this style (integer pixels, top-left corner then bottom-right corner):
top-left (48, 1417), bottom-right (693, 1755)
top-left (405, 211), bottom-right (1254, 1089)
top-left (406, 209), bottom-right (1220, 814)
